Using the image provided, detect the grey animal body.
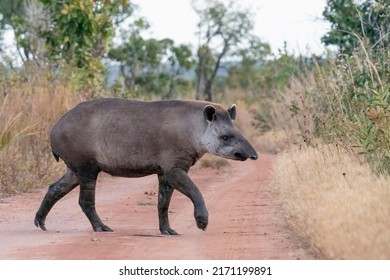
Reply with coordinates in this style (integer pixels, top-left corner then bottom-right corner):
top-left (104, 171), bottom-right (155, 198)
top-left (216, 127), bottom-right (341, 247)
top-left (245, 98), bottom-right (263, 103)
top-left (34, 98), bottom-right (258, 234)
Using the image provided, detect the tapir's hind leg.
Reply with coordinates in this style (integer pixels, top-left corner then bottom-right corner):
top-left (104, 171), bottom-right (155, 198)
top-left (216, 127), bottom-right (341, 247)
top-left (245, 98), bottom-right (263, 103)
top-left (78, 176), bottom-right (113, 232)
top-left (158, 174), bottom-right (178, 235)
top-left (34, 168), bottom-right (79, 230)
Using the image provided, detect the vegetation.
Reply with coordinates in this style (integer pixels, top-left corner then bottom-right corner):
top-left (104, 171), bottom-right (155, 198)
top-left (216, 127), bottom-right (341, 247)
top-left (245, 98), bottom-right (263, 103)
top-left (0, 66), bottom-right (78, 196)
top-left (108, 18), bottom-right (194, 99)
top-left (254, 0), bottom-right (389, 259)
top-left (192, 0), bottom-right (269, 101)
top-left (322, 0), bottom-right (389, 52)
top-left (273, 144), bottom-right (390, 259)
top-left (250, 0), bottom-right (389, 176)
top-left (0, 0), bottom-right (387, 180)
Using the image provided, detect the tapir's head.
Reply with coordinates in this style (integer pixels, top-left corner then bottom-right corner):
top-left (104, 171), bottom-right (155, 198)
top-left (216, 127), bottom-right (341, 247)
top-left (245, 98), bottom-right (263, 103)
top-left (201, 104), bottom-right (258, 161)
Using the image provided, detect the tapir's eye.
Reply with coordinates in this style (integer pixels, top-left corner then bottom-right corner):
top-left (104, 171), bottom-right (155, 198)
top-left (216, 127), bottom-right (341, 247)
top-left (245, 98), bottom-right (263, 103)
top-left (221, 135), bottom-right (229, 142)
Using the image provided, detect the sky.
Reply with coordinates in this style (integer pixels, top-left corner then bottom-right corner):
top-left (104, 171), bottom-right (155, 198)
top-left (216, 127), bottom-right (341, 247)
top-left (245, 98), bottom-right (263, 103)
top-left (132, 0), bottom-right (331, 55)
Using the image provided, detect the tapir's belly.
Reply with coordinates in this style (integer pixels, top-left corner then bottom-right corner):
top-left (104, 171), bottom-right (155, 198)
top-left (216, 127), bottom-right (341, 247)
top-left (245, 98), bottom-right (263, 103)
top-left (101, 165), bottom-right (162, 178)
top-left (97, 154), bottom-right (164, 177)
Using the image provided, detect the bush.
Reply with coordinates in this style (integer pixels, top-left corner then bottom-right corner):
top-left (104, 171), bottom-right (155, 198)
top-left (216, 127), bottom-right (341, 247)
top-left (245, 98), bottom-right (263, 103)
top-left (255, 45), bottom-right (389, 174)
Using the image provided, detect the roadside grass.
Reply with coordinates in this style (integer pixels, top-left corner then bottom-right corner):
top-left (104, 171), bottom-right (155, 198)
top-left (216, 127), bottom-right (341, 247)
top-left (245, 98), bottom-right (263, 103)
top-left (200, 154), bottom-right (230, 170)
top-left (257, 45), bottom-right (389, 174)
top-left (272, 144), bottom-right (390, 259)
top-left (0, 68), bottom-right (79, 196)
top-left (254, 43), bottom-right (390, 259)
top-left (253, 129), bottom-right (291, 154)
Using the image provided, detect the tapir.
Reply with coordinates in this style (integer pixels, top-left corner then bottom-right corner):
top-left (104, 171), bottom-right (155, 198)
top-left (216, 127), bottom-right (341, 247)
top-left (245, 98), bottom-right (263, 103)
top-left (34, 98), bottom-right (258, 234)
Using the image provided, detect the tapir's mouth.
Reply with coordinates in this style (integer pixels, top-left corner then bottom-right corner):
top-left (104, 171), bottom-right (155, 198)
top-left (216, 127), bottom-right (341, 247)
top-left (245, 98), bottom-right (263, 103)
top-left (233, 152), bottom-right (258, 161)
top-left (234, 152), bottom-right (249, 161)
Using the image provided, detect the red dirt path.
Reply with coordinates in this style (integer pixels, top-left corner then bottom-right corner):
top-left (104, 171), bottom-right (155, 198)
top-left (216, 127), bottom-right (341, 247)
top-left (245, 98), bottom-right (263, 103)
top-left (0, 154), bottom-right (313, 260)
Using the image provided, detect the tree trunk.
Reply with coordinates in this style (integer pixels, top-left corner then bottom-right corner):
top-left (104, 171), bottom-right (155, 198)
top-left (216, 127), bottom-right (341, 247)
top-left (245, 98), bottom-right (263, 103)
top-left (195, 50), bottom-right (205, 100)
top-left (204, 80), bottom-right (213, 101)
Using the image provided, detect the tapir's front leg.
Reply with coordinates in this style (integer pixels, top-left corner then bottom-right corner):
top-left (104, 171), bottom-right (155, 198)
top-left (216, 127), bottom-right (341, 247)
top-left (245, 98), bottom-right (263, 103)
top-left (157, 174), bottom-right (178, 235)
top-left (165, 168), bottom-right (208, 231)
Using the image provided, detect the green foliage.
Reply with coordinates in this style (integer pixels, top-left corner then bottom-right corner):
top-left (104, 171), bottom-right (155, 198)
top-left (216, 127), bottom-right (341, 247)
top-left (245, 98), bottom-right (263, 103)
top-left (244, 44), bottom-right (316, 132)
top-left (38, 0), bottom-right (133, 89)
top-left (278, 45), bottom-right (390, 175)
top-left (0, 0), bottom-right (25, 29)
top-left (319, 47), bottom-right (390, 174)
top-left (234, 44), bottom-right (304, 94)
top-left (310, 0), bottom-right (390, 174)
top-left (163, 43), bottom-right (194, 99)
top-left (0, 0), bottom-right (48, 64)
top-left (322, 0), bottom-right (389, 52)
top-left (109, 20), bottom-right (194, 99)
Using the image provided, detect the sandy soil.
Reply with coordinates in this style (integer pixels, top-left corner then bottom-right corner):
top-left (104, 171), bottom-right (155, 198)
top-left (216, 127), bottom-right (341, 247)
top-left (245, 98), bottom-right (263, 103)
top-left (0, 154), bottom-right (314, 260)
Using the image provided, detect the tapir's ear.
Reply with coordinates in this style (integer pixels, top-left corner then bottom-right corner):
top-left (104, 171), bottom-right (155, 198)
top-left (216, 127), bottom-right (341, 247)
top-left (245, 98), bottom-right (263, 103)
top-left (204, 105), bottom-right (216, 123)
top-left (227, 104), bottom-right (237, 120)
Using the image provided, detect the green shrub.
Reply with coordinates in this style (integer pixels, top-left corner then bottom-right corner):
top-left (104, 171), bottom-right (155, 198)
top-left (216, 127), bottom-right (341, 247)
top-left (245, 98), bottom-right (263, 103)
top-left (254, 44), bottom-right (389, 174)
top-left (313, 46), bottom-right (390, 174)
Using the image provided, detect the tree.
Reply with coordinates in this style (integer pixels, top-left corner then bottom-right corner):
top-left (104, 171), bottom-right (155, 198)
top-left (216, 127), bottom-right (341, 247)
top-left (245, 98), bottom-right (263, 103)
top-left (39, 0), bottom-right (133, 66)
top-left (163, 41), bottom-right (194, 99)
top-left (227, 37), bottom-right (271, 92)
top-left (0, 0), bottom-right (48, 64)
top-left (109, 19), bottom-right (164, 90)
top-left (0, 0), bottom-right (134, 87)
top-left (192, 0), bottom-right (263, 101)
top-left (109, 19), bottom-right (194, 98)
top-left (322, 0), bottom-right (389, 52)
top-left (25, 0), bottom-right (134, 90)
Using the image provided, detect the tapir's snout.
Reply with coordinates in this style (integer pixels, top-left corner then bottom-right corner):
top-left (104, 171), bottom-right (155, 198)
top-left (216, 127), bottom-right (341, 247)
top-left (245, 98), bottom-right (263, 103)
top-left (233, 151), bottom-right (258, 161)
top-left (233, 144), bottom-right (258, 161)
top-left (249, 153), bottom-right (258, 160)
top-left (245, 140), bottom-right (258, 161)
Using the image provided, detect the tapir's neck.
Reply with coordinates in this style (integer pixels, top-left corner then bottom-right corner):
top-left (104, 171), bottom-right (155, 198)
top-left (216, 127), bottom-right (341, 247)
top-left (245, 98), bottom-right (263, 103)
top-left (196, 122), bottom-right (210, 156)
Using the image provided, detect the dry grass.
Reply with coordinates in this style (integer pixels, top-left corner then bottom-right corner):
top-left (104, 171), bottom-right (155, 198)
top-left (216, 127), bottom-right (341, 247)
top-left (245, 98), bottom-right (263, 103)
top-left (200, 154), bottom-right (230, 170)
top-left (253, 129), bottom-right (293, 154)
top-left (272, 144), bottom-right (390, 259)
top-left (0, 69), bottom-right (80, 196)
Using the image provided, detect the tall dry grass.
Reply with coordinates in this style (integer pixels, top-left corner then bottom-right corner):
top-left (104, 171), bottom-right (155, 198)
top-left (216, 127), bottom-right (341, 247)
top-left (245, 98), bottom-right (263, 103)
top-left (0, 67), bottom-right (80, 196)
top-left (273, 144), bottom-right (390, 259)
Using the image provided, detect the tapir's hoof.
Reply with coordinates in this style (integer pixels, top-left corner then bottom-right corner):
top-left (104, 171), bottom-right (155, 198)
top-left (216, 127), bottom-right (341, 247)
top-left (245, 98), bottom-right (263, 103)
top-left (34, 215), bottom-right (47, 231)
top-left (160, 227), bottom-right (178, 235)
top-left (93, 224), bottom-right (113, 232)
top-left (195, 215), bottom-right (208, 231)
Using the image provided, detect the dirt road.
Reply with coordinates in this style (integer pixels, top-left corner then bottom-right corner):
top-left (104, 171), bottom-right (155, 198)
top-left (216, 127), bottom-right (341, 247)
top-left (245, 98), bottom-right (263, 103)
top-left (0, 154), bottom-right (313, 260)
